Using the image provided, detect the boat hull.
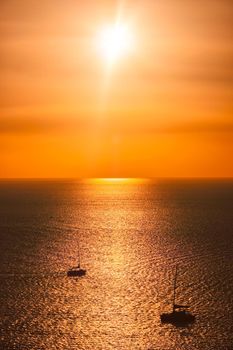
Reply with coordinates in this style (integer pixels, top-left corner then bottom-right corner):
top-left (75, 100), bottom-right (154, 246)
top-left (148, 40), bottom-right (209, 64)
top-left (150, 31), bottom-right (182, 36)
top-left (67, 268), bottom-right (86, 277)
top-left (160, 311), bottom-right (195, 325)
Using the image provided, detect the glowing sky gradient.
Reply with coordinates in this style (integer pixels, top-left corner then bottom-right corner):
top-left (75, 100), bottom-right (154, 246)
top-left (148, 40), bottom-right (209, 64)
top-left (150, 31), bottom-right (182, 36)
top-left (1, 0), bottom-right (233, 178)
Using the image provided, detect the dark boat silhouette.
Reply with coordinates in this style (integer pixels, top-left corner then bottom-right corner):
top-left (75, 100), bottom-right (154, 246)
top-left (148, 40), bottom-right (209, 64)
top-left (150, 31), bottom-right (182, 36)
top-left (160, 265), bottom-right (195, 325)
top-left (67, 264), bottom-right (86, 277)
top-left (67, 239), bottom-right (86, 277)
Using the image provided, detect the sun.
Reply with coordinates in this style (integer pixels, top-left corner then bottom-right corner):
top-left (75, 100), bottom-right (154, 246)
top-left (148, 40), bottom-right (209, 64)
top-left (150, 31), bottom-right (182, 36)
top-left (98, 22), bottom-right (133, 65)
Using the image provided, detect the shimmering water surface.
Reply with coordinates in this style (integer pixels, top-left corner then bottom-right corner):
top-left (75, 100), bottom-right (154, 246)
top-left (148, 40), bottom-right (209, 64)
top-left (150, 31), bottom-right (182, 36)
top-left (0, 179), bottom-right (233, 350)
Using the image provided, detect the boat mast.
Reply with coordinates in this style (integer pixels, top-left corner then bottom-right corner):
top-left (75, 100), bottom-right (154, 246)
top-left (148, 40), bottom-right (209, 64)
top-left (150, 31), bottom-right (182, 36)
top-left (77, 239), bottom-right (80, 268)
top-left (172, 265), bottom-right (178, 312)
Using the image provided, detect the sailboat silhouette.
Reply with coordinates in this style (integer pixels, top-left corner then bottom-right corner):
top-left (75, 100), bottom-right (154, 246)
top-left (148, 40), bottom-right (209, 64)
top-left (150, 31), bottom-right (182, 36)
top-left (160, 265), bottom-right (195, 324)
top-left (67, 239), bottom-right (86, 277)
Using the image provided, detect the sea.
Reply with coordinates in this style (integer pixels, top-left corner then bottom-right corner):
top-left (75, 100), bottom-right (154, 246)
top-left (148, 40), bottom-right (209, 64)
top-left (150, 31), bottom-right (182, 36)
top-left (0, 179), bottom-right (232, 350)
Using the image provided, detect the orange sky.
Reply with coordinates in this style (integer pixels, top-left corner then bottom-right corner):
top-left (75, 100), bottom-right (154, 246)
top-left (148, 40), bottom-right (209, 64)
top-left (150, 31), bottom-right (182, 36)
top-left (1, 0), bottom-right (233, 178)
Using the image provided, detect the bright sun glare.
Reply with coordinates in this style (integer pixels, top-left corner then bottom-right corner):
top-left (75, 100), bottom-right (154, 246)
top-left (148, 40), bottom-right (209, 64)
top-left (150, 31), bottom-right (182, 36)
top-left (98, 23), bottom-right (133, 65)
top-left (84, 178), bottom-right (149, 185)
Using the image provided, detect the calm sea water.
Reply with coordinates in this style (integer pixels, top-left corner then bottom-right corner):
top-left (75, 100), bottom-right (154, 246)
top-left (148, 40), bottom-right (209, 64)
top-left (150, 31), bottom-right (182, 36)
top-left (0, 179), bottom-right (233, 350)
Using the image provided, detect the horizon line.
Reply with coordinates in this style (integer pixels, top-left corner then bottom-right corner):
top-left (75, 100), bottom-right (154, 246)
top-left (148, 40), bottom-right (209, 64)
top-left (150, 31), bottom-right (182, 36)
top-left (0, 176), bottom-right (233, 181)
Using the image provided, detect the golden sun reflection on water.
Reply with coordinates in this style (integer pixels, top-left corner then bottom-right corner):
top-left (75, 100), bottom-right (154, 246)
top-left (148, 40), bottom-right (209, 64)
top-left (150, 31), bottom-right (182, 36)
top-left (83, 178), bottom-right (149, 184)
top-left (1, 180), bottom-right (233, 349)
